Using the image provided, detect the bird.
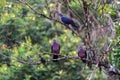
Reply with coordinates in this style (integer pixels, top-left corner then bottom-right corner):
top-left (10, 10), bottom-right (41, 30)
top-left (51, 40), bottom-right (60, 62)
top-left (58, 13), bottom-right (78, 29)
top-left (41, 58), bottom-right (46, 64)
top-left (78, 46), bottom-right (87, 63)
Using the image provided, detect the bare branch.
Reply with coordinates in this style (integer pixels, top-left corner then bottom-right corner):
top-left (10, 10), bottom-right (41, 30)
top-left (88, 63), bottom-right (98, 80)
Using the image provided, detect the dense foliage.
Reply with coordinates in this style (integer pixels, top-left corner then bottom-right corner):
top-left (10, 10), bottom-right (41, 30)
top-left (0, 0), bottom-right (119, 80)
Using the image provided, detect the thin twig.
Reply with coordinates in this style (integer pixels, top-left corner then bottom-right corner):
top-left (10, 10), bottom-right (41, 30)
top-left (66, 0), bottom-right (84, 24)
top-left (18, 0), bottom-right (84, 40)
top-left (18, 0), bottom-right (62, 24)
top-left (88, 63), bottom-right (98, 80)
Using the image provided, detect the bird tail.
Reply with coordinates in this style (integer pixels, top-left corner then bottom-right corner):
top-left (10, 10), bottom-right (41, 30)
top-left (71, 23), bottom-right (78, 29)
top-left (53, 55), bottom-right (59, 62)
top-left (81, 58), bottom-right (86, 63)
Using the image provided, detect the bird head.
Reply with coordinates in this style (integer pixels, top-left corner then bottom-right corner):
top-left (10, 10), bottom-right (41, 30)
top-left (78, 45), bottom-right (84, 51)
top-left (52, 40), bottom-right (58, 45)
top-left (53, 39), bottom-right (57, 43)
top-left (58, 13), bottom-right (63, 17)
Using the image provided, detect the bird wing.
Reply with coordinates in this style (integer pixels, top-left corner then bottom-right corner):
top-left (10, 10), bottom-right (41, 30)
top-left (58, 44), bottom-right (60, 53)
top-left (61, 16), bottom-right (74, 24)
top-left (51, 45), bottom-right (54, 53)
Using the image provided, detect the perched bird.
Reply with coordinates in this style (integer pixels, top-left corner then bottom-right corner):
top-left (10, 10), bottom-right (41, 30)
top-left (51, 40), bottom-right (60, 62)
top-left (58, 13), bottom-right (78, 29)
top-left (78, 46), bottom-right (87, 63)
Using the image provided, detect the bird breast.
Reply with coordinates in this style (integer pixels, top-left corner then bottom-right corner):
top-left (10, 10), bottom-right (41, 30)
top-left (53, 45), bottom-right (59, 51)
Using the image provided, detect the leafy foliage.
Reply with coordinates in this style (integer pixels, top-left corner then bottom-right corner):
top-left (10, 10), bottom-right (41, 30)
top-left (0, 0), bottom-right (119, 80)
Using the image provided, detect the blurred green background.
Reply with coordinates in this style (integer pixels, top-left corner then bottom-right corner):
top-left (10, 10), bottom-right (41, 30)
top-left (0, 0), bottom-right (119, 80)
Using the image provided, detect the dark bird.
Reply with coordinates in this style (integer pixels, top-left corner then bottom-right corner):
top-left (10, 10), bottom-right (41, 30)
top-left (51, 40), bottom-right (60, 62)
top-left (41, 58), bottom-right (46, 64)
top-left (58, 13), bottom-right (78, 29)
top-left (78, 46), bottom-right (87, 63)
